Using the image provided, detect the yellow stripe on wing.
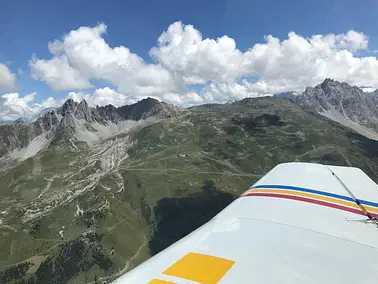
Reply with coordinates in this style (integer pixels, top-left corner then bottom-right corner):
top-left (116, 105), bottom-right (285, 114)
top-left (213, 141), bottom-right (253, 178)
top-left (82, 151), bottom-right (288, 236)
top-left (243, 188), bottom-right (362, 210)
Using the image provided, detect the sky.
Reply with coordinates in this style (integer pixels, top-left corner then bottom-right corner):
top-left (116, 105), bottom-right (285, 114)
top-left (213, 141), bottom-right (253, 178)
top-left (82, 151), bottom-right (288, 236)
top-left (1, 0), bottom-right (378, 120)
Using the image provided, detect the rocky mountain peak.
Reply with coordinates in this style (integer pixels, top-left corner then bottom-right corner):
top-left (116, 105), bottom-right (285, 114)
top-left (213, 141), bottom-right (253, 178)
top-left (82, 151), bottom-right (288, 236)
top-left (56, 99), bottom-right (93, 121)
top-left (319, 78), bottom-right (343, 89)
top-left (139, 97), bottom-right (159, 106)
top-left (95, 104), bottom-right (122, 123)
top-left (117, 97), bottom-right (176, 120)
top-left (318, 78), bottom-right (362, 100)
top-left (297, 79), bottom-right (366, 111)
top-left (296, 79), bottom-right (378, 139)
top-left (58, 98), bottom-right (79, 117)
top-left (75, 100), bottom-right (91, 120)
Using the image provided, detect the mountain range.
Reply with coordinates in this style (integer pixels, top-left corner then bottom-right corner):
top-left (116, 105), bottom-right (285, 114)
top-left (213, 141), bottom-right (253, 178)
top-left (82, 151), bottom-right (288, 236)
top-left (2, 79), bottom-right (378, 283)
top-left (0, 98), bottom-right (180, 162)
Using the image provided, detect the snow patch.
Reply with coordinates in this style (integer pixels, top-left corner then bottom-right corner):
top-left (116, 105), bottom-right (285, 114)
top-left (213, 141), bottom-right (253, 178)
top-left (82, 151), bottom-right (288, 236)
top-left (362, 87), bottom-right (376, 93)
top-left (9, 134), bottom-right (51, 160)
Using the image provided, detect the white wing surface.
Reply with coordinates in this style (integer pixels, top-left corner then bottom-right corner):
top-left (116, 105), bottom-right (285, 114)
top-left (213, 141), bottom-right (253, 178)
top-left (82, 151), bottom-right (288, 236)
top-left (114, 162), bottom-right (378, 284)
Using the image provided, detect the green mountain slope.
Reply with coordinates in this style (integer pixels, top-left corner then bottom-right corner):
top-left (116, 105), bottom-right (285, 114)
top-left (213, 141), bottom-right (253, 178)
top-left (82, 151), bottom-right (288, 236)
top-left (1, 97), bottom-right (378, 283)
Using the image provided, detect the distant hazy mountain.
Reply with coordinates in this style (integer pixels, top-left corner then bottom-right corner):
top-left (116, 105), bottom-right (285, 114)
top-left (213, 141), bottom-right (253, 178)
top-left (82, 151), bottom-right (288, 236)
top-left (29, 107), bottom-right (58, 123)
top-left (273, 91), bottom-right (297, 100)
top-left (296, 78), bottom-right (378, 140)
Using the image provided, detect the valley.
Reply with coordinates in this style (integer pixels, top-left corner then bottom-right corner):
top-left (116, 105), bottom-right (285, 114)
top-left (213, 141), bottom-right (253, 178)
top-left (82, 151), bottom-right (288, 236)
top-left (1, 88), bottom-right (378, 283)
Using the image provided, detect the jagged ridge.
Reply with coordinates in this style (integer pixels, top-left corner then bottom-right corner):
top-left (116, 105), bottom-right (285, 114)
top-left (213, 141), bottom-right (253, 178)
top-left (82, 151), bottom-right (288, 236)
top-left (0, 98), bottom-right (181, 160)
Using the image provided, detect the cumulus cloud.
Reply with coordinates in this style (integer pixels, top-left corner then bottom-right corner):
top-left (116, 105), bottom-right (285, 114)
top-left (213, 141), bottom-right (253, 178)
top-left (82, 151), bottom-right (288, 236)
top-left (150, 21), bottom-right (246, 84)
top-left (67, 87), bottom-right (134, 107)
top-left (0, 63), bottom-right (16, 90)
top-left (328, 30), bottom-right (368, 52)
top-left (66, 87), bottom-right (204, 108)
top-left (30, 56), bottom-right (93, 90)
top-left (0, 92), bottom-right (40, 120)
top-left (29, 23), bottom-right (183, 96)
top-left (200, 81), bottom-right (276, 104)
top-left (242, 30), bottom-right (375, 94)
top-left (25, 21), bottom-right (378, 108)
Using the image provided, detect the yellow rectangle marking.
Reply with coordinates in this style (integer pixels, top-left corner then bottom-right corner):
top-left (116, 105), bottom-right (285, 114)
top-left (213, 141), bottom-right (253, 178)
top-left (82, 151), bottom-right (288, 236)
top-left (149, 279), bottom-right (176, 284)
top-left (163, 252), bottom-right (235, 284)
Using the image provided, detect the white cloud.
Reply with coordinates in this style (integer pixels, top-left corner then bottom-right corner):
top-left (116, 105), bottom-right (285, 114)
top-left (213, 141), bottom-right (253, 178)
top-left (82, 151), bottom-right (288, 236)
top-left (332, 30), bottom-right (368, 52)
top-left (118, 64), bottom-right (181, 97)
top-left (67, 87), bottom-right (134, 107)
top-left (66, 87), bottom-right (204, 108)
top-left (150, 21), bottom-right (245, 84)
top-left (0, 92), bottom-right (35, 120)
top-left (0, 92), bottom-right (63, 121)
top-left (200, 81), bottom-right (276, 104)
top-left (30, 56), bottom-right (93, 90)
top-left (32, 96), bottom-right (60, 110)
top-left (25, 22), bottom-right (378, 109)
top-left (29, 23), bottom-right (182, 96)
top-left (0, 63), bottom-right (16, 90)
top-left (242, 30), bottom-right (378, 93)
top-left (361, 86), bottom-right (376, 93)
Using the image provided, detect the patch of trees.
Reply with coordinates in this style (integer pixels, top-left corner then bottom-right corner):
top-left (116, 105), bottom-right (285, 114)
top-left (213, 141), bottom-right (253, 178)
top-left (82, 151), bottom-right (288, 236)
top-left (231, 113), bottom-right (284, 132)
top-left (20, 233), bottom-right (114, 284)
top-left (0, 262), bottom-right (30, 283)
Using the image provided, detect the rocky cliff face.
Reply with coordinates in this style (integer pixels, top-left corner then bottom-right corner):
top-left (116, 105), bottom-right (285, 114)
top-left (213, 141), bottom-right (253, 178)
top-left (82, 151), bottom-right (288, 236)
top-left (0, 98), bottom-right (181, 159)
top-left (0, 111), bottom-right (59, 157)
top-left (296, 78), bottom-right (378, 140)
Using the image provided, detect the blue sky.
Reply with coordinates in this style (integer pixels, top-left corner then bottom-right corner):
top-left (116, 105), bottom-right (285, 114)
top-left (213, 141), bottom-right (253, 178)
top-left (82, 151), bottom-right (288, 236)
top-left (1, 0), bottom-right (378, 119)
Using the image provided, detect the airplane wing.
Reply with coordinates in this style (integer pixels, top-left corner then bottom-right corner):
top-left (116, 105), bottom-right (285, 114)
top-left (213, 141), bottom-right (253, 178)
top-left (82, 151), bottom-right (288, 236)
top-left (113, 162), bottom-right (378, 284)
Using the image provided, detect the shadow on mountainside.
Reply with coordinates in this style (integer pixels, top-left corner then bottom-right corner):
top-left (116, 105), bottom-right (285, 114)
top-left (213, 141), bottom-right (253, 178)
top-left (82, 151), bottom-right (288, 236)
top-left (148, 180), bottom-right (235, 255)
top-left (346, 131), bottom-right (378, 158)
